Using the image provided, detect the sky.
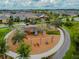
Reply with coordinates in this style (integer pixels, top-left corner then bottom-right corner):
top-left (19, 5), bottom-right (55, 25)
top-left (0, 0), bottom-right (79, 9)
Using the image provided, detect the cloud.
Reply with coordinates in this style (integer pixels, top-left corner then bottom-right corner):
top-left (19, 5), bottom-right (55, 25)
top-left (0, 0), bottom-right (79, 9)
top-left (5, 0), bottom-right (10, 4)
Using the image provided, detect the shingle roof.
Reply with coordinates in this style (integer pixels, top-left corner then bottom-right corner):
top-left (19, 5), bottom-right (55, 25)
top-left (0, 16), bottom-right (7, 20)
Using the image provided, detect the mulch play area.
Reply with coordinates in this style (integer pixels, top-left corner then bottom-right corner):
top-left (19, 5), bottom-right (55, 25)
top-left (7, 33), bottom-right (60, 55)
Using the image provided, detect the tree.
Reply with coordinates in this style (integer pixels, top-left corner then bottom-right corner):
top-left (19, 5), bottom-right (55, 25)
top-left (17, 42), bottom-right (31, 59)
top-left (45, 18), bottom-right (51, 28)
top-left (30, 19), bottom-right (37, 25)
top-left (24, 18), bottom-right (29, 25)
top-left (45, 18), bottom-right (50, 24)
top-left (71, 17), bottom-right (74, 21)
top-left (66, 18), bottom-right (69, 22)
top-left (7, 16), bottom-right (14, 28)
top-left (0, 37), bottom-right (8, 59)
top-left (74, 33), bottom-right (79, 46)
top-left (64, 21), bottom-right (73, 27)
top-left (15, 16), bottom-right (20, 23)
top-left (53, 19), bottom-right (63, 27)
top-left (41, 57), bottom-right (48, 59)
top-left (12, 31), bottom-right (25, 45)
top-left (73, 33), bottom-right (79, 56)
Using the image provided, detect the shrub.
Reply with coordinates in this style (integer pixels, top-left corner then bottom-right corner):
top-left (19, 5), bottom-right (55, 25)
top-left (46, 30), bottom-right (60, 35)
top-left (12, 31), bottom-right (25, 45)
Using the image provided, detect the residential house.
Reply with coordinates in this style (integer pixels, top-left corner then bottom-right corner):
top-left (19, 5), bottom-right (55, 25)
top-left (0, 15), bottom-right (8, 24)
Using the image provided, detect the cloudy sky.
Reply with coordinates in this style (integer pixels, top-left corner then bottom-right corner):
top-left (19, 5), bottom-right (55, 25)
top-left (0, 0), bottom-right (79, 9)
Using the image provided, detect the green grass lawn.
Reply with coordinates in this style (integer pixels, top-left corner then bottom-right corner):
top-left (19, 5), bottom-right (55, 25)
top-left (0, 28), bottom-right (11, 39)
top-left (63, 21), bottom-right (79, 59)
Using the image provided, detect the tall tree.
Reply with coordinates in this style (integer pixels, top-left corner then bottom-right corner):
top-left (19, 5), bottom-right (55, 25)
top-left (7, 16), bottom-right (14, 28)
top-left (17, 42), bottom-right (31, 59)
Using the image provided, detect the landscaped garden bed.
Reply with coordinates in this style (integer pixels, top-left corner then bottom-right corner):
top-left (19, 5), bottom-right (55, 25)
top-left (6, 27), bottom-right (60, 55)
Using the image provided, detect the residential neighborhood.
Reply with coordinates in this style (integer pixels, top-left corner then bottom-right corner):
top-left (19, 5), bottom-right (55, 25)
top-left (0, 0), bottom-right (79, 59)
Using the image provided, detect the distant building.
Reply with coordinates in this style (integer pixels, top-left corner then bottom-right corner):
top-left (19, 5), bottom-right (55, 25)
top-left (0, 12), bottom-right (48, 24)
top-left (74, 17), bottom-right (79, 21)
top-left (36, 13), bottom-right (48, 18)
top-left (0, 15), bottom-right (8, 24)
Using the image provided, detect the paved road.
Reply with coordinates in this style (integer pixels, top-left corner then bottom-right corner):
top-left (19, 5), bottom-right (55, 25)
top-left (51, 28), bottom-right (71, 59)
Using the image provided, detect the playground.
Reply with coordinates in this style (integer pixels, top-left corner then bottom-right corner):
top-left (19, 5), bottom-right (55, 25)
top-left (7, 27), bottom-right (60, 55)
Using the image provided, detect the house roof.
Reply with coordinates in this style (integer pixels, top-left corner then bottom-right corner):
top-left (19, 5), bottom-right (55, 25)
top-left (0, 12), bottom-right (48, 20)
top-left (74, 17), bottom-right (79, 21)
top-left (0, 16), bottom-right (7, 20)
top-left (36, 13), bottom-right (48, 18)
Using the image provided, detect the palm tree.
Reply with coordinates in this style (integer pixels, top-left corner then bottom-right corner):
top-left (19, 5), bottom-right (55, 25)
top-left (17, 42), bottom-right (31, 59)
top-left (12, 31), bottom-right (25, 45)
top-left (0, 37), bottom-right (8, 59)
